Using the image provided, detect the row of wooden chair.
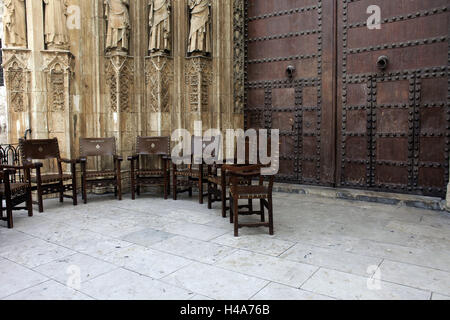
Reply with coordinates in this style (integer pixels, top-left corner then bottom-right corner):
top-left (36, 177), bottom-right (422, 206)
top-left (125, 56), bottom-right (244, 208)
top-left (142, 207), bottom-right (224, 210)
top-left (1, 135), bottom-right (275, 236)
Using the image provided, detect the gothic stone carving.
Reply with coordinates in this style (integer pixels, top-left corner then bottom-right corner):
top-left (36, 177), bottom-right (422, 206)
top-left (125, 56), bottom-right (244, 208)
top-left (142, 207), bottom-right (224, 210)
top-left (188, 0), bottom-right (211, 55)
top-left (233, 0), bottom-right (245, 114)
top-left (185, 56), bottom-right (212, 112)
top-left (105, 0), bottom-right (130, 53)
top-left (145, 55), bottom-right (173, 113)
top-left (44, 0), bottom-right (70, 50)
top-left (105, 55), bottom-right (134, 113)
top-left (149, 0), bottom-right (171, 54)
top-left (2, 49), bottom-right (31, 113)
top-left (3, 0), bottom-right (27, 48)
top-left (42, 51), bottom-right (74, 112)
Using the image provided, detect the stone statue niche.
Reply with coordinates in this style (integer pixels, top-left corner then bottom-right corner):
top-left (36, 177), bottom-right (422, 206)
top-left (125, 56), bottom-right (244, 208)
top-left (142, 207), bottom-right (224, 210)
top-left (43, 0), bottom-right (70, 50)
top-left (148, 0), bottom-right (171, 55)
top-left (3, 0), bottom-right (27, 48)
top-left (105, 0), bottom-right (130, 54)
top-left (188, 0), bottom-right (211, 56)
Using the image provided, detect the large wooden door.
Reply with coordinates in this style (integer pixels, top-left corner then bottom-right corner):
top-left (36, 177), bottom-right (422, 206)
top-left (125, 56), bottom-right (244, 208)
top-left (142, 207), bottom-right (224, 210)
top-left (244, 0), bottom-right (449, 197)
top-left (336, 0), bottom-right (450, 197)
top-left (245, 0), bottom-right (336, 186)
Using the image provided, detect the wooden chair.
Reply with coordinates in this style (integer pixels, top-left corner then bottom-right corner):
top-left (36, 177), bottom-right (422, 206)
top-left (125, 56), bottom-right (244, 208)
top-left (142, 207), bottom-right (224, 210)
top-left (207, 134), bottom-right (271, 218)
top-left (19, 138), bottom-right (78, 213)
top-left (228, 164), bottom-right (275, 237)
top-left (207, 139), bottom-right (253, 218)
top-left (173, 135), bottom-right (219, 204)
top-left (128, 136), bottom-right (171, 200)
top-left (0, 166), bottom-right (33, 228)
top-left (79, 137), bottom-right (123, 203)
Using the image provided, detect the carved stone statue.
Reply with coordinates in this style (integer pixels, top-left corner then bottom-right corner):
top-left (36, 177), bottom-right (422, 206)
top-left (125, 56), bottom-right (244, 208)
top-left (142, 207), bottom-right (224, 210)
top-left (148, 0), bottom-right (171, 54)
top-left (188, 0), bottom-right (211, 55)
top-left (44, 0), bottom-right (70, 50)
top-left (3, 0), bottom-right (27, 48)
top-left (105, 0), bottom-right (130, 53)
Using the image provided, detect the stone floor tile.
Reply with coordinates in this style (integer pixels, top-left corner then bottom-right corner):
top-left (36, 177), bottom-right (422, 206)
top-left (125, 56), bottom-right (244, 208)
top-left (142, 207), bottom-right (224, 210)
top-left (211, 233), bottom-right (295, 256)
top-left (0, 258), bottom-right (48, 299)
top-left (280, 242), bottom-right (383, 276)
top-left (3, 280), bottom-right (93, 300)
top-left (0, 238), bottom-right (75, 268)
top-left (159, 221), bottom-right (229, 241)
top-left (121, 228), bottom-right (175, 247)
top-left (163, 262), bottom-right (268, 300)
top-left (33, 253), bottom-right (118, 284)
top-left (215, 250), bottom-right (318, 288)
top-left (80, 268), bottom-right (194, 300)
top-left (302, 268), bottom-right (431, 300)
top-left (103, 245), bottom-right (192, 279)
top-left (151, 235), bottom-right (236, 264)
top-left (251, 282), bottom-right (335, 300)
top-left (378, 260), bottom-right (450, 296)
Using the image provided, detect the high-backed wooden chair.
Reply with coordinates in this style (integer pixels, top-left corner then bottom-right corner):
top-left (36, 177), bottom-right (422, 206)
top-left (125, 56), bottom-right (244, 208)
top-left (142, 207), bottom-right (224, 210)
top-left (228, 164), bottom-right (275, 237)
top-left (0, 166), bottom-right (33, 228)
top-left (128, 136), bottom-right (171, 200)
top-left (172, 135), bottom-right (219, 204)
top-left (79, 137), bottom-right (123, 203)
top-left (19, 138), bottom-right (78, 213)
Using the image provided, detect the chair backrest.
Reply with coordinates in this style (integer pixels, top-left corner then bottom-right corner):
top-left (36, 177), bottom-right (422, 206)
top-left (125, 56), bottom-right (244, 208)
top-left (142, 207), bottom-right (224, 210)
top-left (136, 136), bottom-right (170, 156)
top-left (79, 137), bottom-right (116, 157)
top-left (19, 138), bottom-right (60, 163)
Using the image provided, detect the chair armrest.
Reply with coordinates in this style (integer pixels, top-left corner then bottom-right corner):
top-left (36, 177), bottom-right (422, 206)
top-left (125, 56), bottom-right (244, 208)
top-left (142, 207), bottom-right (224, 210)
top-left (2, 168), bottom-right (17, 175)
top-left (0, 163), bottom-right (38, 170)
top-left (79, 157), bottom-right (87, 163)
top-left (60, 158), bottom-right (79, 164)
top-left (162, 155), bottom-right (171, 160)
top-left (114, 155), bottom-right (123, 162)
top-left (128, 154), bottom-right (139, 161)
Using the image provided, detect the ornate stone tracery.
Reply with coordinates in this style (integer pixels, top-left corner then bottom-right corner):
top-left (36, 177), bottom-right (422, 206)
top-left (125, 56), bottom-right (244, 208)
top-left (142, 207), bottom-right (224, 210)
top-left (42, 51), bottom-right (74, 112)
top-left (185, 56), bottom-right (212, 112)
top-left (2, 50), bottom-right (31, 113)
top-left (145, 55), bottom-right (173, 113)
top-left (105, 54), bottom-right (134, 113)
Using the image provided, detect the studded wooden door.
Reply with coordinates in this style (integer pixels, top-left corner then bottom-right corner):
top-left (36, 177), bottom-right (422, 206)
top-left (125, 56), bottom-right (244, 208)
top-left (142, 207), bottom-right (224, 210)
top-left (245, 0), bottom-right (336, 186)
top-left (337, 0), bottom-right (450, 197)
top-left (244, 0), bottom-right (449, 197)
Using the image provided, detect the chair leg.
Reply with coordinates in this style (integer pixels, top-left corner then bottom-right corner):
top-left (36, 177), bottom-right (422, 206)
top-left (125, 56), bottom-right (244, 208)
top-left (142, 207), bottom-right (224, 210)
top-left (260, 199), bottom-right (265, 222)
top-left (72, 179), bottom-right (77, 207)
top-left (131, 177), bottom-right (136, 200)
top-left (207, 182), bottom-right (212, 209)
top-left (268, 196), bottom-right (274, 235)
top-left (229, 192), bottom-right (234, 224)
top-left (137, 186), bottom-right (141, 196)
top-left (248, 199), bottom-right (253, 214)
top-left (173, 174), bottom-right (177, 201)
top-left (114, 186), bottom-right (118, 198)
top-left (82, 177), bottom-right (88, 204)
top-left (59, 181), bottom-right (64, 203)
top-left (164, 180), bottom-right (168, 200)
top-left (5, 195), bottom-right (13, 229)
top-left (117, 177), bottom-right (122, 201)
top-left (233, 196), bottom-right (239, 237)
top-left (37, 184), bottom-right (44, 213)
top-left (221, 185), bottom-right (227, 218)
top-left (27, 188), bottom-right (33, 217)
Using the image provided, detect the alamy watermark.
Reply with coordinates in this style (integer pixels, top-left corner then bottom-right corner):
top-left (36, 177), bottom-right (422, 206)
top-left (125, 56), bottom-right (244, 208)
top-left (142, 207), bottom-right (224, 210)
top-left (171, 121), bottom-right (280, 176)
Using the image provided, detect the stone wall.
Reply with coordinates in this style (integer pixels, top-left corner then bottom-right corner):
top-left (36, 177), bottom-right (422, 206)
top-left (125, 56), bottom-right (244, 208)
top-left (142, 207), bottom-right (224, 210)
top-left (2, 0), bottom-right (242, 170)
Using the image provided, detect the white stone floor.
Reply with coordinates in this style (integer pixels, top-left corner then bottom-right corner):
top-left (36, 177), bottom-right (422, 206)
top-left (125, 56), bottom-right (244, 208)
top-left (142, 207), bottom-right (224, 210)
top-left (1, 192), bottom-right (450, 300)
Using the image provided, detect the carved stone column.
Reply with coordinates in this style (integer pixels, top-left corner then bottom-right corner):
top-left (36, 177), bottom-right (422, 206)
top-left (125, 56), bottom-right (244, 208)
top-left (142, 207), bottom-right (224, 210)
top-left (104, 53), bottom-right (135, 157)
top-left (42, 50), bottom-right (74, 158)
top-left (184, 55), bottom-right (213, 132)
top-left (2, 48), bottom-right (32, 143)
top-left (145, 53), bottom-right (173, 136)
